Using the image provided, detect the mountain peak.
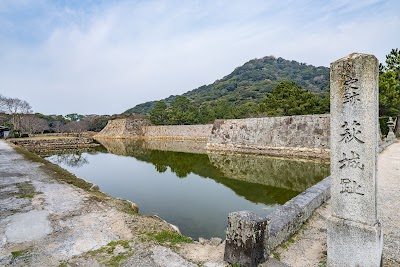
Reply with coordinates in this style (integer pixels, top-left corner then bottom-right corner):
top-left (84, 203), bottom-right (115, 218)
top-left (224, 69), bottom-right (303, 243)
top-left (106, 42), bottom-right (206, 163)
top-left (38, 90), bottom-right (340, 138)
top-left (124, 56), bottom-right (329, 115)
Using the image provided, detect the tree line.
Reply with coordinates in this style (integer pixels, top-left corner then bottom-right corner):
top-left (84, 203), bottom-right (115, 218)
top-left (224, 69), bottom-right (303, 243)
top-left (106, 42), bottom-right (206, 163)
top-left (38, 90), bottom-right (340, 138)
top-left (0, 95), bottom-right (114, 137)
top-left (150, 81), bottom-right (330, 125)
top-left (379, 48), bottom-right (400, 118)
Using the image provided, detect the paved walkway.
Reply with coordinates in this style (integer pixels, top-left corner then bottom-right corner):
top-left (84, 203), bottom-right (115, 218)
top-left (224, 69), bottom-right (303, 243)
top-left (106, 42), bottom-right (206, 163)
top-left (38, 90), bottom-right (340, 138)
top-left (274, 140), bottom-right (400, 267)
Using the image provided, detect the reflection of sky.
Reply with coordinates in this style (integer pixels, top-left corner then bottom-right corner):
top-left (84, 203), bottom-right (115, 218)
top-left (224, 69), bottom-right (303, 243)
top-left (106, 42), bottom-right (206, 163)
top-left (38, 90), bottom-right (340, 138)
top-left (51, 153), bottom-right (89, 168)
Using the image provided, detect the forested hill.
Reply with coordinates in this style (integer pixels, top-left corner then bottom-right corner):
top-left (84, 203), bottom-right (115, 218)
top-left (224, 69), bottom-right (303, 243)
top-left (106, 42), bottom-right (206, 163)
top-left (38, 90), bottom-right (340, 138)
top-left (124, 56), bottom-right (330, 115)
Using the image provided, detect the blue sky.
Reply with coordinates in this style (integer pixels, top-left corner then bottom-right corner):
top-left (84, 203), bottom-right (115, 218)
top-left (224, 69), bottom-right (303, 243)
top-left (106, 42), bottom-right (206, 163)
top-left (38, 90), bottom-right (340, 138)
top-left (0, 0), bottom-right (399, 115)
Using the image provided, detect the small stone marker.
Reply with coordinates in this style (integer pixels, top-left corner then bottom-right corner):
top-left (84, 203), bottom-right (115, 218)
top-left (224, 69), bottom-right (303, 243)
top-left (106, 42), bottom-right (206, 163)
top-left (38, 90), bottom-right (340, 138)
top-left (385, 117), bottom-right (396, 141)
top-left (327, 53), bottom-right (382, 266)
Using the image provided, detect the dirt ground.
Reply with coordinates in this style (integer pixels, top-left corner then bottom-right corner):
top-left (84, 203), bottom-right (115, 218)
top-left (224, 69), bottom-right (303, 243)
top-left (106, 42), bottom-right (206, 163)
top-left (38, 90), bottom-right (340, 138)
top-left (0, 140), bottom-right (226, 267)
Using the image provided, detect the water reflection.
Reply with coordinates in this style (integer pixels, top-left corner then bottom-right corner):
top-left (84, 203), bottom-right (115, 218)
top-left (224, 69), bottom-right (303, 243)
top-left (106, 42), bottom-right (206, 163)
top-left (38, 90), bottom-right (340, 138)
top-left (45, 138), bottom-right (329, 239)
top-left (208, 153), bottom-right (329, 192)
top-left (51, 153), bottom-right (89, 168)
top-left (96, 138), bottom-right (329, 193)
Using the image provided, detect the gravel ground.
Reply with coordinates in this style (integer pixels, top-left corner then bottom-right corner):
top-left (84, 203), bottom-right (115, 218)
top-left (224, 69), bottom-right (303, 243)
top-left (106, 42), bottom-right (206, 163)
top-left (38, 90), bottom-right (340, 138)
top-left (0, 140), bottom-right (225, 267)
top-left (273, 140), bottom-right (400, 267)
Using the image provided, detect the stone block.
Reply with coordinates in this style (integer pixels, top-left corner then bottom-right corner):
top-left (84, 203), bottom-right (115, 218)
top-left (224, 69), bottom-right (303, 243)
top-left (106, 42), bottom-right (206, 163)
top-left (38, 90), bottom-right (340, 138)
top-left (327, 215), bottom-right (383, 267)
top-left (224, 211), bottom-right (269, 267)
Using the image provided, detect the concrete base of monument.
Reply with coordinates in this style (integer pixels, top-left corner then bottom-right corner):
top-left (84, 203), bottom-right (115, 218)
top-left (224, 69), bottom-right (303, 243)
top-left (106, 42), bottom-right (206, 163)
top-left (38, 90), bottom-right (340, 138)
top-left (327, 215), bottom-right (383, 267)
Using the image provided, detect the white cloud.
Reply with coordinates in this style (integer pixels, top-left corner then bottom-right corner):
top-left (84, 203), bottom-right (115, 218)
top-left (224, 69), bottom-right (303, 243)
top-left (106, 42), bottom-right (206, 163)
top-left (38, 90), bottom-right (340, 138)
top-left (0, 0), bottom-right (399, 114)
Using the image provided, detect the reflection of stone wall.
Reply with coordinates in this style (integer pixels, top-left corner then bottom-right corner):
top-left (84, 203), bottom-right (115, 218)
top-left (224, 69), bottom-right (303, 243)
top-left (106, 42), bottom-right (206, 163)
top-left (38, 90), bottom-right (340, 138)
top-left (96, 138), bottom-right (207, 155)
top-left (207, 115), bottom-right (330, 158)
top-left (142, 140), bottom-right (207, 154)
top-left (208, 152), bottom-right (329, 192)
top-left (95, 138), bottom-right (146, 156)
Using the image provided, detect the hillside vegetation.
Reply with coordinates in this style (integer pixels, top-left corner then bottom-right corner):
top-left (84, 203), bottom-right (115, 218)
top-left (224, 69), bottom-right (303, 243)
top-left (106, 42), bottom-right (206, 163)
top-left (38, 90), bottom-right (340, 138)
top-left (124, 56), bottom-right (330, 115)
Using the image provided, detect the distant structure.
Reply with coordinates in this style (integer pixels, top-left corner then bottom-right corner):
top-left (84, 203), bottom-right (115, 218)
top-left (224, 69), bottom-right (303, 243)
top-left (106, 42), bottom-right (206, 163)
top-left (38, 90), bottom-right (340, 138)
top-left (0, 126), bottom-right (10, 139)
top-left (385, 117), bottom-right (396, 141)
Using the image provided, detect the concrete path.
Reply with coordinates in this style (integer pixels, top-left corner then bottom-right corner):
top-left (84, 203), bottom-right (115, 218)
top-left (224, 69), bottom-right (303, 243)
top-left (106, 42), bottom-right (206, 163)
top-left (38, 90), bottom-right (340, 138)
top-left (273, 140), bottom-right (400, 267)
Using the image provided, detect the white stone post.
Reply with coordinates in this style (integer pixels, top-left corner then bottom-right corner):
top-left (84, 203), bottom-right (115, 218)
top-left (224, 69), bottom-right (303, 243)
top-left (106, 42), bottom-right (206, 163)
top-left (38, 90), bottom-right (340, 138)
top-left (327, 53), bottom-right (383, 266)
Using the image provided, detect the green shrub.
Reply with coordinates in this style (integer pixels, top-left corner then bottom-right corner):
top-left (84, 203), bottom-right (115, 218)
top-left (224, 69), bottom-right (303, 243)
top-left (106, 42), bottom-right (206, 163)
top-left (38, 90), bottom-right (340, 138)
top-left (379, 116), bottom-right (390, 138)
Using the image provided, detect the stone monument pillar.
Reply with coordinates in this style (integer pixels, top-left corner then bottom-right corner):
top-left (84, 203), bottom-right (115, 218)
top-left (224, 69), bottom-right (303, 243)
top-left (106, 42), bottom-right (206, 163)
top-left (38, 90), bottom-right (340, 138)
top-left (327, 53), bottom-right (383, 266)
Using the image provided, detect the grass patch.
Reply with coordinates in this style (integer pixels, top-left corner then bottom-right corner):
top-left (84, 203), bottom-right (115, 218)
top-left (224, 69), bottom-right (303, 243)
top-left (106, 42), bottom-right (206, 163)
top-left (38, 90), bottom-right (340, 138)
top-left (272, 251), bottom-right (281, 260)
top-left (81, 240), bottom-right (133, 266)
top-left (146, 230), bottom-right (193, 245)
top-left (105, 240), bottom-right (130, 254)
top-left (11, 249), bottom-right (30, 260)
top-left (86, 240), bottom-right (131, 256)
top-left (16, 181), bottom-right (37, 199)
top-left (106, 252), bottom-right (133, 267)
top-left (318, 250), bottom-right (327, 267)
top-left (281, 236), bottom-right (295, 250)
top-left (116, 200), bottom-right (139, 215)
top-left (107, 240), bottom-right (130, 250)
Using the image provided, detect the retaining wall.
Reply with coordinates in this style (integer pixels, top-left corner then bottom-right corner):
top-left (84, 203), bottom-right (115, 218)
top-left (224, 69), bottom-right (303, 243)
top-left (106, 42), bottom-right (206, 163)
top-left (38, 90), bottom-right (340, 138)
top-left (94, 118), bottom-right (151, 138)
top-left (95, 119), bottom-right (212, 141)
top-left (10, 138), bottom-right (98, 150)
top-left (207, 115), bottom-right (330, 158)
top-left (143, 125), bottom-right (213, 141)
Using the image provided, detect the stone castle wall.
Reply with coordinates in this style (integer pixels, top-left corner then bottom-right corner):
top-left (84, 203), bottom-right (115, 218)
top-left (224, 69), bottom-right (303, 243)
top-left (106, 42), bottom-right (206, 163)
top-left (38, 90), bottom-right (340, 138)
top-left (95, 118), bottom-right (212, 141)
top-left (206, 114), bottom-right (330, 158)
top-left (95, 118), bottom-right (151, 138)
top-left (95, 115), bottom-right (331, 157)
top-left (143, 125), bottom-right (213, 141)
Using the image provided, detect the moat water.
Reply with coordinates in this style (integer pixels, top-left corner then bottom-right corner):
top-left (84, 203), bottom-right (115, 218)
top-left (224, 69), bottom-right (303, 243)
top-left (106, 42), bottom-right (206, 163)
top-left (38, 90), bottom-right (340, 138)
top-left (45, 139), bottom-right (330, 239)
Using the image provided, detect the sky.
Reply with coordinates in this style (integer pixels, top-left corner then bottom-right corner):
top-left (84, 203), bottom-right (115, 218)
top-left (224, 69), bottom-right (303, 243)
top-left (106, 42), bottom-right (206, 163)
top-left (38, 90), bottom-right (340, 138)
top-left (0, 0), bottom-right (399, 115)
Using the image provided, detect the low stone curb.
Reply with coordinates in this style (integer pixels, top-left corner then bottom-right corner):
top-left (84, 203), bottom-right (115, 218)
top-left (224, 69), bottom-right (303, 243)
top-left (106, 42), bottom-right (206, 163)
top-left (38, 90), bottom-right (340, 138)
top-left (378, 138), bottom-right (398, 153)
top-left (263, 175), bottom-right (331, 257)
